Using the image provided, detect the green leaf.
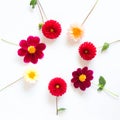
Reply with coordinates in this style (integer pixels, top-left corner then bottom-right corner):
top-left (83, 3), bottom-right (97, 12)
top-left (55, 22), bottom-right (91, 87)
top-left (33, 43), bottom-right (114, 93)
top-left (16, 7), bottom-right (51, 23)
top-left (38, 23), bottom-right (43, 30)
top-left (101, 42), bottom-right (109, 52)
top-left (30, 0), bottom-right (37, 8)
top-left (97, 76), bottom-right (106, 91)
top-left (57, 108), bottom-right (66, 112)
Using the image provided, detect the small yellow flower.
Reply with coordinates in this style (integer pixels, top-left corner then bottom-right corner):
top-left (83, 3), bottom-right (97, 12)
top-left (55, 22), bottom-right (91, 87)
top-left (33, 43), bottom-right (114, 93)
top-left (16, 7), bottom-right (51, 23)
top-left (68, 24), bottom-right (84, 42)
top-left (24, 68), bottom-right (38, 83)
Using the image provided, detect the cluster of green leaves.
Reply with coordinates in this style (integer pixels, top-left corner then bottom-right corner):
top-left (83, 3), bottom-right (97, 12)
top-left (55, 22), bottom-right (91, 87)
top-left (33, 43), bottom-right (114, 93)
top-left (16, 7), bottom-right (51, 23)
top-left (30, 0), bottom-right (37, 8)
top-left (97, 76), bottom-right (106, 91)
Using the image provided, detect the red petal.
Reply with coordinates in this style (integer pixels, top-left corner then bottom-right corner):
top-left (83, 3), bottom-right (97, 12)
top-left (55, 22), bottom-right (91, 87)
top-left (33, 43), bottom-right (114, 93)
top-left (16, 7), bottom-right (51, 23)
top-left (36, 43), bottom-right (46, 51)
top-left (71, 78), bottom-right (78, 83)
top-left (24, 54), bottom-right (31, 63)
top-left (72, 71), bottom-right (79, 77)
top-left (31, 54), bottom-right (38, 64)
top-left (37, 51), bottom-right (44, 59)
top-left (19, 40), bottom-right (28, 49)
top-left (27, 36), bottom-right (40, 46)
top-left (18, 48), bottom-right (27, 56)
top-left (74, 81), bottom-right (80, 88)
top-left (84, 81), bottom-right (91, 88)
top-left (79, 84), bottom-right (86, 91)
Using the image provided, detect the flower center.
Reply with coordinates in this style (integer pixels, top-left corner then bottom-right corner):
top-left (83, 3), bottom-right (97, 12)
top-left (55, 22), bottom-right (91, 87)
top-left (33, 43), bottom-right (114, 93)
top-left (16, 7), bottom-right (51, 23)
top-left (28, 71), bottom-right (36, 80)
top-left (72, 27), bottom-right (82, 38)
top-left (55, 84), bottom-right (60, 88)
top-left (28, 46), bottom-right (36, 54)
top-left (79, 74), bottom-right (86, 82)
top-left (84, 50), bottom-right (89, 54)
top-left (50, 28), bottom-right (54, 32)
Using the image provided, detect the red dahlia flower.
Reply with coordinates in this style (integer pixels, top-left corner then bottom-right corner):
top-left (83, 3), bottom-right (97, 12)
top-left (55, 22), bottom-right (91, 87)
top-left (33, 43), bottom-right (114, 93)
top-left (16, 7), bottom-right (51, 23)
top-left (78, 42), bottom-right (96, 60)
top-left (17, 36), bottom-right (46, 64)
top-left (42, 20), bottom-right (62, 39)
top-left (48, 77), bottom-right (67, 97)
top-left (71, 67), bottom-right (93, 91)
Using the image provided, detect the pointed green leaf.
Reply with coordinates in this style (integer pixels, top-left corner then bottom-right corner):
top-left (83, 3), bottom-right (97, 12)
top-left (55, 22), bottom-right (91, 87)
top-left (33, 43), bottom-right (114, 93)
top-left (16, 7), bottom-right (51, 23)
top-left (101, 42), bottom-right (109, 52)
top-left (97, 76), bottom-right (106, 91)
top-left (57, 108), bottom-right (66, 112)
top-left (30, 0), bottom-right (37, 8)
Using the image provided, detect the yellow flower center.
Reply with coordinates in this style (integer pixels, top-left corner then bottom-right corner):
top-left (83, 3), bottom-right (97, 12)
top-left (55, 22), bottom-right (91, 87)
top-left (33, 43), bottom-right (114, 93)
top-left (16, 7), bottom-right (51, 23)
top-left (28, 71), bottom-right (36, 80)
top-left (72, 27), bottom-right (83, 38)
top-left (55, 84), bottom-right (60, 88)
top-left (28, 46), bottom-right (36, 54)
top-left (50, 28), bottom-right (54, 32)
top-left (79, 74), bottom-right (86, 82)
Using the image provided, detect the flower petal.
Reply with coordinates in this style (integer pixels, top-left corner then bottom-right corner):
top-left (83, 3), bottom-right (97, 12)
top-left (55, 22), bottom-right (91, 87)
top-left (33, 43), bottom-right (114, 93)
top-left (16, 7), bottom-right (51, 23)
top-left (27, 36), bottom-right (40, 46)
top-left (24, 53), bottom-right (31, 63)
top-left (36, 51), bottom-right (44, 59)
top-left (18, 48), bottom-right (27, 56)
top-left (31, 54), bottom-right (38, 64)
top-left (19, 40), bottom-right (28, 49)
top-left (36, 43), bottom-right (46, 51)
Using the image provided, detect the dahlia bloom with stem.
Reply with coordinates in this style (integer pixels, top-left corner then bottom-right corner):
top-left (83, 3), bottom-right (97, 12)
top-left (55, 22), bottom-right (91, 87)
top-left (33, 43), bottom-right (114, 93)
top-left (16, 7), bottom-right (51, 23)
top-left (17, 36), bottom-right (46, 64)
top-left (42, 20), bottom-right (62, 39)
top-left (78, 42), bottom-right (96, 60)
top-left (71, 67), bottom-right (93, 91)
top-left (48, 77), bottom-right (67, 115)
top-left (0, 68), bottom-right (39, 92)
top-left (67, 0), bottom-right (99, 42)
top-left (68, 24), bottom-right (84, 42)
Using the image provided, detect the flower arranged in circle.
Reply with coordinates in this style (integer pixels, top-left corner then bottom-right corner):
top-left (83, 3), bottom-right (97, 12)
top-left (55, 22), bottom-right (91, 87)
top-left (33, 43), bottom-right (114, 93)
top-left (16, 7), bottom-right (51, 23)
top-left (24, 68), bottom-right (38, 83)
top-left (42, 20), bottom-right (62, 39)
top-left (71, 67), bottom-right (93, 91)
top-left (78, 42), bottom-right (96, 60)
top-left (17, 36), bottom-right (46, 64)
top-left (48, 77), bottom-right (67, 96)
top-left (68, 24), bottom-right (84, 41)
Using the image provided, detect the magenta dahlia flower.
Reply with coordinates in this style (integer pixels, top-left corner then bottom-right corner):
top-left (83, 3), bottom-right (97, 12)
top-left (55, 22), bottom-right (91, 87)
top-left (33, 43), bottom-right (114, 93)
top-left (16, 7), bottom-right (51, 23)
top-left (18, 36), bottom-right (46, 64)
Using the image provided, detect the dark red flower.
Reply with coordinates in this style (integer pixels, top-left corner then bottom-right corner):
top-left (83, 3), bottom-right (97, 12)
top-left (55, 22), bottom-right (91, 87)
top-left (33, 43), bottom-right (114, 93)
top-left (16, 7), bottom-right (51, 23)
top-left (42, 20), bottom-right (62, 39)
top-left (78, 42), bottom-right (96, 60)
top-left (71, 67), bottom-right (93, 91)
top-left (48, 77), bottom-right (67, 96)
top-left (17, 36), bottom-right (46, 64)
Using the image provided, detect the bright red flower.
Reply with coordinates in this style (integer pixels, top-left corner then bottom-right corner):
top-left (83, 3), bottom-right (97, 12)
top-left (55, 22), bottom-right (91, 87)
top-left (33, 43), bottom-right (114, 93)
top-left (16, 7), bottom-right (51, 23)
top-left (17, 36), bottom-right (46, 64)
top-left (42, 20), bottom-right (62, 39)
top-left (78, 42), bottom-right (96, 60)
top-left (48, 77), bottom-right (67, 96)
top-left (71, 67), bottom-right (93, 91)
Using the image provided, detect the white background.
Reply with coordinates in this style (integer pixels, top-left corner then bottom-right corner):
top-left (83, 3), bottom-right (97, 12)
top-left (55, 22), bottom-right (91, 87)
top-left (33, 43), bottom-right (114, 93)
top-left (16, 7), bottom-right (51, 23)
top-left (0, 0), bottom-right (120, 120)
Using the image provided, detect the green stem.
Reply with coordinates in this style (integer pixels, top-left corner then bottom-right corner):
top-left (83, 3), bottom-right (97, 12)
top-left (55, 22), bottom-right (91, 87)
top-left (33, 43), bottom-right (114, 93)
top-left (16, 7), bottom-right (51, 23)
top-left (81, 0), bottom-right (99, 26)
top-left (109, 39), bottom-right (120, 45)
top-left (56, 97), bottom-right (58, 115)
top-left (103, 88), bottom-right (119, 98)
top-left (0, 38), bottom-right (18, 46)
top-left (92, 82), bottom-right (119, 98)
top-left (97, 39), bottom-right (120, 49)
top-left (37, 0), bottom-right (47, 23)
top-left (0, 77), bottom-right (23, 92)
